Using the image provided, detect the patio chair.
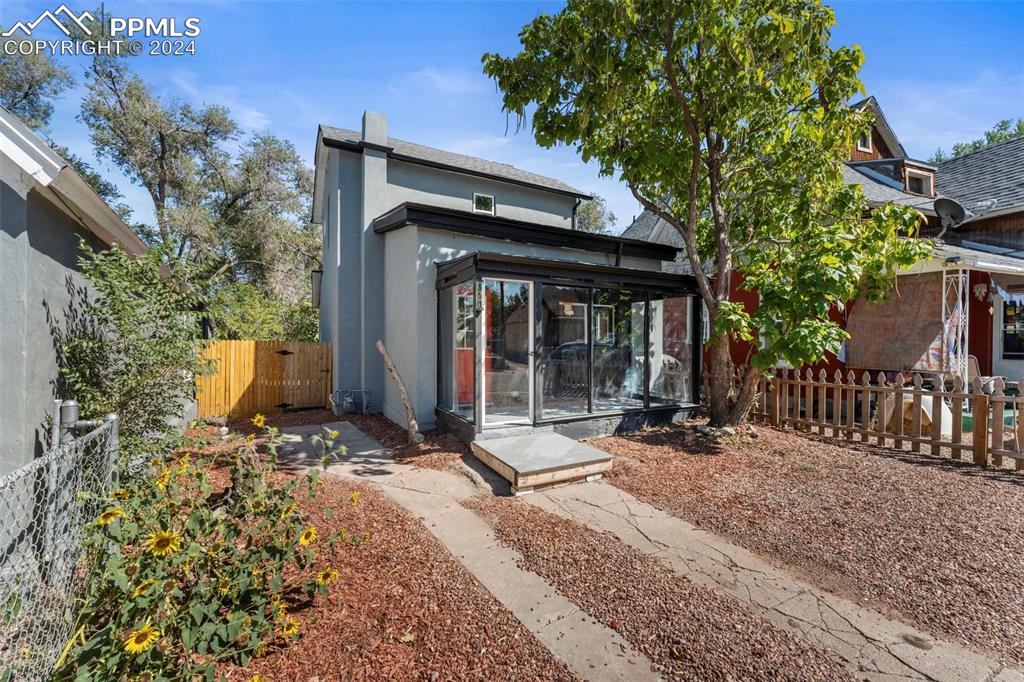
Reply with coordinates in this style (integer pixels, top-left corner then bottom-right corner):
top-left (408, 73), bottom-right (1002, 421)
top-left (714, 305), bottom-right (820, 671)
top-left (967, 355), bottom-right (999, 395)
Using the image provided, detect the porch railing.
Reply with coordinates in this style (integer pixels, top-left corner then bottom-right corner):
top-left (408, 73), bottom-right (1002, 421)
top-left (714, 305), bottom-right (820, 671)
top-left (746, 369), bottom-right (1024, 470)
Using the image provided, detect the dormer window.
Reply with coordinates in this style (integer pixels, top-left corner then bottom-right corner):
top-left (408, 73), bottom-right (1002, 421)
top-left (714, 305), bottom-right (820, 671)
top-left (857, 132), bottom-right (873, 153)
top-left (906, 170), bottom-right (933, 196)
top-left (473, 193), bottom-right (495, 215)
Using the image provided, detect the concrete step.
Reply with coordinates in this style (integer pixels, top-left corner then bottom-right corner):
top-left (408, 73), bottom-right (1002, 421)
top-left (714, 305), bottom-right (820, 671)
top-left (473, 423), bottom-right (555, 441)
top-left (471, 432), bottom-right (612, 495)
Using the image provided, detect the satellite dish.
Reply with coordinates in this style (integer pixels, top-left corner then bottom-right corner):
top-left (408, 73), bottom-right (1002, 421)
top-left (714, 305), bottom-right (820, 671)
top-left (934, 197), bottom-right (967, 229)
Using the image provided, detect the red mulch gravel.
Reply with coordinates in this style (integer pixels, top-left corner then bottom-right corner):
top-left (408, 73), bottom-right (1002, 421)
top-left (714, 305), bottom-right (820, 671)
top-left (594, 423), bottom-right (1024, 663)
top-left (463, 496), bottom-right (851, 682)
top-left (220, 476), bottom-right (575, 681)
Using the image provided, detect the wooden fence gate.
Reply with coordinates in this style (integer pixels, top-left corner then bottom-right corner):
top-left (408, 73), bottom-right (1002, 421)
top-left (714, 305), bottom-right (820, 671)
top-left (196, 340), bottom-right (332, 418)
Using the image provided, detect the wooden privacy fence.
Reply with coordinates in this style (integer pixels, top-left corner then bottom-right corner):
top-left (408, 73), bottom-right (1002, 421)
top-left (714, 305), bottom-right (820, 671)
top-left (747, 369), bottom-right (1024, 471)
top-left (196, 340), bottom-right (332, 418)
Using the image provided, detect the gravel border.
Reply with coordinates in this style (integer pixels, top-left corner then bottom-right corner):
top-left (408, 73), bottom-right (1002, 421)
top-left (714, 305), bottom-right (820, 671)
top-left (464, 495), bottom-right (852, 681)
top-left (214, 472), bottom-right (575, 680)
top-left (594, 423), bottom-right (1024, 663)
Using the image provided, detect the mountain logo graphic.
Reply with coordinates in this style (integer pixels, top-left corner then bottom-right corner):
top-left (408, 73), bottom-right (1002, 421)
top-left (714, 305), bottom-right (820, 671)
top-left (2, 4), bottom-right (94, 37)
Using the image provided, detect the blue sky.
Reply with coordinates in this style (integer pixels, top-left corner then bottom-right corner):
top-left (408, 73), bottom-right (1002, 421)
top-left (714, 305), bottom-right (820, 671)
top-left (4, 0), bottom-right (1023, 233)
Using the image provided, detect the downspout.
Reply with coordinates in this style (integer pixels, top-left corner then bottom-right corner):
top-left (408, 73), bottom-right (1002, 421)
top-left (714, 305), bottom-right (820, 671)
top-left (572, 197), bottom-right (581, 230)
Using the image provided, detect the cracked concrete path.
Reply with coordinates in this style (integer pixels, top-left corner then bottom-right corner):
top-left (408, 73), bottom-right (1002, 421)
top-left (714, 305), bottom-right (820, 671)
top-left (525, 482), bottom-right (1024, 682)
top-left (280, 422), bottom-right (658, 681)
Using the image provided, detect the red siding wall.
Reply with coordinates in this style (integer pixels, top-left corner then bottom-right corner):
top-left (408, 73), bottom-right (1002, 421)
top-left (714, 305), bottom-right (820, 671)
top-left (968, 270), bottom-right (993, 376)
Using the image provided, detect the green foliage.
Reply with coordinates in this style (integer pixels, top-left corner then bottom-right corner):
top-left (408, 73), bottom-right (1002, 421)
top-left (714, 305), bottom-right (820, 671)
top-left (57, 244), bottom-right (208, 459)
top-left (576, 194), bottom-right (616, 233)
top-left (208, 282), bottom-right (319, 342)
top-left (929, 118), bottom-right (1024, 163)
top-left (0, 43), bottom-right (73, 130)
top-left (483, 0), bottom-right (931, 422)
top-left (55, 424), bottom-right (351, 680)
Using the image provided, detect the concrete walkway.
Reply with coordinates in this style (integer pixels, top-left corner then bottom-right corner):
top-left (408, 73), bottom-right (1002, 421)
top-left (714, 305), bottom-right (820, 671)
top-left (279, 422), bottom-right (657, 681)
top-left (280, 422), bottom-right (1023, 682)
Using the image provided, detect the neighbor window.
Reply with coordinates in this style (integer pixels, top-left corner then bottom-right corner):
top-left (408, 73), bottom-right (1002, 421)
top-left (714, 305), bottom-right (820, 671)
top-left (473, 193), bottom-right (495, 215)
top-left (1002, 302), bottom-right (1024, 360)
top-left (857, 132), bottom-right (872, 153)
top-left (907, 171), bottom-right (933, 196)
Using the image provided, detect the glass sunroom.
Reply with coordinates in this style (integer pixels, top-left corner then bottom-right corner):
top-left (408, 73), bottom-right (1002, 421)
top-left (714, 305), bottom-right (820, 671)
top-left (436, 252), bottom-right (701, 439)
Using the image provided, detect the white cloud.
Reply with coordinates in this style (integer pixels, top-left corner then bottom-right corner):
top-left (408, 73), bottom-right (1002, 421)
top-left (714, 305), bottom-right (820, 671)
top-left (868, 70), bottom-right (1024, 159)
top-left (169, 70), bottom-right (270, 131)
top-left (405, 67), bottom-right (487, 95)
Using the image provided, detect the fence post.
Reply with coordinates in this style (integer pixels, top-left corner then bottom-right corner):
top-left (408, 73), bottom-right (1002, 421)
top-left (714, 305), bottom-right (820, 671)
top-left (930, 377), bottom-right (943, 457)
top-left (105, 412), bottom-right (120, 488)
top-left (972, 377), bottom-right (989, 466)
top-left (991, 378), bottom-right (1005, 468)
top-left (59, 399), bottom-right (80, 443)
top-left (769, 372), bottom-right (780, 427)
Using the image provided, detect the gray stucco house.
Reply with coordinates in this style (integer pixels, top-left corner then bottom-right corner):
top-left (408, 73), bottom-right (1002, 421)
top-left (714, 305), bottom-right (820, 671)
top-left (0, 104), bottom-right (147, 475)
top-left (312, 112), bottom-right (700, 441)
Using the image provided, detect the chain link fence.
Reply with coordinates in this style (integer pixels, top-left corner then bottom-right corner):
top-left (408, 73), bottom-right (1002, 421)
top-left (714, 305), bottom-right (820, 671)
top-left (0, 401), bottom-right (119, 681)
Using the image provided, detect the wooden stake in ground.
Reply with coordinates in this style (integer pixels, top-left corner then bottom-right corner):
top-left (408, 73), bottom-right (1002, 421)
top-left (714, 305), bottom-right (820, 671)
top-left (376, 340), bottom-right (424, 444)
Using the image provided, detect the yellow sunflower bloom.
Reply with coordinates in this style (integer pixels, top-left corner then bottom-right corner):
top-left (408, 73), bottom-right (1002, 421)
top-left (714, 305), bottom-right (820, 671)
top-left (251, 413), bottom-right (266, 429)
top-left (350, 490), bottom-right (361, 506)
top-left (281, 616), bottom-right (300, 638)
top-left (131, 578), bottom-right (156, 598)
top-left (250, 676), bottom-right (265, 682)
top-left (113, 488), bottom-right (130, 501)
top-left (245, 433), bottom-right (256, 446)
top-left (315, 567), bottom-right (340, 586)
top-left (298, 526), bottom-right (317, 546)
top-left (123, 620), bottom-right (159, 654)
top-left (145, 530), bottom-right (181, 557)
top-left (154, 468), bottom-right (171, 491)
top-left (327, 429), bottom-right (340, 441)
top-left (279, 501), bottom-right (296, 520)
top-left (97, 507), bottom-right (122, 526)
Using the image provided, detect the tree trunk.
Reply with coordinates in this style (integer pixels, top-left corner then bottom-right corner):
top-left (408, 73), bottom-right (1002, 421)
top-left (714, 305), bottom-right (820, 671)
top-left (375, 340), bottom-right (424, 445)
top-left (706, 336), bottom-right (734, 426)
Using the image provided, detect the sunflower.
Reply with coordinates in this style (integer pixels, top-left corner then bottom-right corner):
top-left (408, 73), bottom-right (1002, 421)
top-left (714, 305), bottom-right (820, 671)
top-left (251, 413), bottom-right (267, 429)
top-left (281, 616), bottom-right (300, 638)
top-left (123, 620), bottom-right (160, 654)
top-left (350, 490), bottom-right (361, 506)
top-left (298, 526), bottom-right (317, 546)
top-left (113, 488), bottom-right (130, 501)
top-left (279, 501), bottom-right (296, 520)
top-left (245, 433), bottom-right (256, 446)
top-left (177, 454), bottom-right (190, 474)
top-left (97, 507), bottom-right (122, 526)
top-left (145, 530), bottom-right (181, 557)
top-left (327, 429), bottom-right (340, 441)
top-left (250, 675), bottom-right (265, 682)
top-left (315, 567), bottom-right (340, 586)
top-left (154, 468), bottom-right (171, 491)
top-left (132, 579), bottom-right (157, 598)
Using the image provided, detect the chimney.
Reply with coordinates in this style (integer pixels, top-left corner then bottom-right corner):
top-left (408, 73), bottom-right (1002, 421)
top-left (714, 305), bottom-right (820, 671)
top-left (362, 111), bottom-right (387, 146)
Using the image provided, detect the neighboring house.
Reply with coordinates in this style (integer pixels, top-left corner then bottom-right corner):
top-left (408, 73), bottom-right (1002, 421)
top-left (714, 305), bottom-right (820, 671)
top-left (622, 96), bottom-right (1024, 384)
top-left (312, 112), bottom-right (700, 442)
top-left (0, 105), bottom-right (147, 475)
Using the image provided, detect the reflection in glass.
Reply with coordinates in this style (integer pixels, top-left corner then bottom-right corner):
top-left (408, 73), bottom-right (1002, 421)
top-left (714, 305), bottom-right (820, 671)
top-left (592, 289), bottom-right (645, 412)
top-left (540, 285), bottom-right (590, 418)
top-left (649, 294), bottom-right (693, 405)
top-left (484, 279), bottom-right (531, 423)
top-left (439, 283), bottom-right (475, 420)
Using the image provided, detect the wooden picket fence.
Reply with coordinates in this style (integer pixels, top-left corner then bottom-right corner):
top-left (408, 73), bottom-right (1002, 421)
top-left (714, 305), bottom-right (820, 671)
top-left (745, 369), bottom-right (1024, 471)
top-left (196, 340), bottom-right (332, 418)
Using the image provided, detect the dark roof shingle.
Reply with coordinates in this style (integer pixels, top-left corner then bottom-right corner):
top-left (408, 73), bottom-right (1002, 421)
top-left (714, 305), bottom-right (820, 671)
top-left (936, 137), bottom-right (1024, 217)
top-left (320, 125), bottom-right (590, 198)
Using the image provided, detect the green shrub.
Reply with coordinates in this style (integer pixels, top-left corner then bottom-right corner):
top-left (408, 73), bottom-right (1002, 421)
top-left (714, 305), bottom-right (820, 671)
top-left (55, 423), bottom-right (350, 680)
top-left (57, 244), bottom-right (208, 460)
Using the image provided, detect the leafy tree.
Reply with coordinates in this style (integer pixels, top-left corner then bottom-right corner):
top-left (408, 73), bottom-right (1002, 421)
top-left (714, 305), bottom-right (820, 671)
top-left (576, 194), bottom-right (617, 233)
top-left (484, 0), bottom-right (929, 426)
top-left (929, 118), bottom-right (1024, 164)
top-left (283, 303), bottom-right (320, 342)
top-left (208, 283), bottom-right (285, 340)
top-left (0, 45), bottom-right (73, 130)
top-left (80, 56), bottom-right (317, 294)
top-left (55, 243), bottom-right (208, 459)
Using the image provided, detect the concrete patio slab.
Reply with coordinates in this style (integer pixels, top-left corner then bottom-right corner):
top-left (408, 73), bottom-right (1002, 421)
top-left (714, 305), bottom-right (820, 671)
top-left (471, 432), bottom-right (612, 493)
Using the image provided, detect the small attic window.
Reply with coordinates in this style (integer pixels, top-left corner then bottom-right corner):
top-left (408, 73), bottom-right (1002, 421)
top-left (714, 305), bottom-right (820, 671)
top-left (857, 132), bottom-right (873, 153)
top-left (907, 170), bottom-right (933, 196)
top-left (473, 193), bottom-right (495, 215)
